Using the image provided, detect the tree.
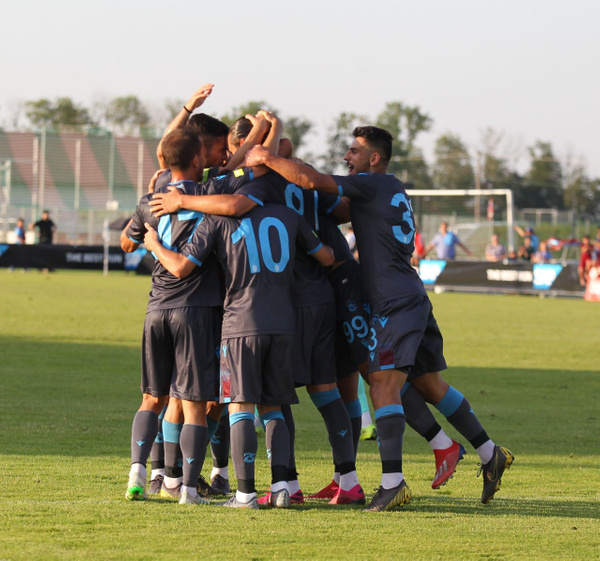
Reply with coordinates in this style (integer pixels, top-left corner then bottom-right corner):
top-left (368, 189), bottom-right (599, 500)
top-left (221, 101), bottom-right (277, 127)
top-left (104, 96), bottom-right (151, 136)
top-left (320, 112), bottom-right (367, 173)
top-left (24, 97), bottom-right (94, 130)
top-left (283, 116), bottom-right (313, 153)
top-left (432, 133), bottom-right (474, 190)
top-left (375, 102), bottom-right (433, 188)
top-left (564, 165), bottom-right (600, 217)
top-left (520, 141), bottom-right (564, 209)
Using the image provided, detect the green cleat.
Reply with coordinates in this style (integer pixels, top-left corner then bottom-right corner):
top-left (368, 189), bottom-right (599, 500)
top-left (360, 424), bottom-right (377, 441)
top-left (479, 445), bottom-right (514, 504)
top-left (125, 473), bottom-right (146, 501)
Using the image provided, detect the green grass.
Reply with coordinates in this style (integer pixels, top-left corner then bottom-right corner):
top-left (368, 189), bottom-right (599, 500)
top-left (0, 270), bottom-right (598, 560)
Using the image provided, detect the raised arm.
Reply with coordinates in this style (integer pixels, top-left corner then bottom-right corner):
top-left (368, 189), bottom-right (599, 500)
top-left (149, 187), bottom-right (256, 218)
top-left (222, 113), bottom-right (270, 172)
top-left (156, 84), bottom-right (214, 167)
top-left (245, 145), bottom-right (338, 193)
top-left (143, 223), bottom-right (196, 278)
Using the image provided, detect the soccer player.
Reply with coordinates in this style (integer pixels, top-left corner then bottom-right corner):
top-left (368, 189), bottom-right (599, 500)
top-left (144, 196), bottom-right (335, 509)
top-left (121, 127), bottom-right (225, 505)
top-left (150, 113), bottom-right (365, 505)
top-left (246, 126), bottom-right (514, 509)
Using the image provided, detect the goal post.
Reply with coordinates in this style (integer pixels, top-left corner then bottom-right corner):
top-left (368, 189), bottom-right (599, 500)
top-left (406, 188), bottom-right (515, 257)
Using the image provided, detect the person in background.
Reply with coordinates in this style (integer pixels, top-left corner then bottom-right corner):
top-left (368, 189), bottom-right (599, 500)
top-left (425, 221), bottom-right (472, 260)
top-left (30, 210), bottom-right (56, 244)
top-left (485, 234), bottom-right (507, 262)
top-left (514, 225), bottom-right (539, 252)
top-left (533, 241), bottom-right (553, 264)
top-left (518, 237), bottom-right (535, 262)
top-left (14, 218), bottom-right (26, 245)
top-left (578, 235), bottom-right (593, 286)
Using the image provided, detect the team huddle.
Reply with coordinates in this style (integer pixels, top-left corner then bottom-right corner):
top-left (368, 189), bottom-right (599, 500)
top-left (121, 84), bottom-right (514, 511)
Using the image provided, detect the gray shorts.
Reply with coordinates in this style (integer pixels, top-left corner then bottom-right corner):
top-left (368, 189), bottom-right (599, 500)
top-left (141, 306), bottom-right (221, 401)
top-left (367, 295), bottom-right (447, 379)
top-left (294, 302), bottom-right (337, 387)
top-left (219, 334), bottom-right (299, 406)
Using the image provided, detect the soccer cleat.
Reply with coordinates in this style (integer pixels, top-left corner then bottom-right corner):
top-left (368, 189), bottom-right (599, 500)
top-left (478, 445), bottom-right (514, 504)
top-left (362, 480), bottom-right (411, 512)
top-left (179, 488), bottom-right (210, 505)
top-left (218, 495), bottom-right (259, 509)
top-left (147, 474), bottom-right (164, 495)
top-left (308, 480), bottom-right (339, 499)
top-left (210, 474), bottom-right (231, 495)
top-left (125, 472), bottom-right (146, 501)
top-left (258, 489), bottom-right (304, 506)
top-left (329, 484), bottom-right (366, 505)
top-left (160, 481), bottom-right (182, 500)
top-left (197, 474), bottom-right (220, 497)
top-left (360, 423), bottom-right (377, 441)
top-left (432, 441), bottom-right (466, 489)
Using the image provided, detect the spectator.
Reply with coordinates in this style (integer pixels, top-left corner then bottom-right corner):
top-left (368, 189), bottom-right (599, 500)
top-left (14, 218), bottom-right (26, 245)
top-left (533, 241), bottom-right (553, 264)
top-left (425, 221), bottom-right (472, 260)
top-left (517, 237), bottom-right (535, 262)
top-left (578, 235), bottom-right (593, 286)
top-left (30, 210), bottom-right (56, 244)
top-left (411, 229), bottom-right (426, 267)
top-left (514, 225), bottom-right (539, 252)
top-left (485, 233), bottom-right (507, 262)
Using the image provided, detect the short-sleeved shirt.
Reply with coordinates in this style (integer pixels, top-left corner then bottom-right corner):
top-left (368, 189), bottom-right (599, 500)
top-left (183, 204), bottom-right (323, 338)
top-left (34, 219), bottom-right (55, 244)
top-left (486, 243), bottom-right (506, 260)
top-left (332, 172), bottom-right (426, 312)
top-left (234, 172), bottom-right (336, 307)
top-left (125, 180), bottom-right (223, 312)
top-left (431, 231), bottom-right (460, 260)
top-left (14, 226), bottom-right (25, 244)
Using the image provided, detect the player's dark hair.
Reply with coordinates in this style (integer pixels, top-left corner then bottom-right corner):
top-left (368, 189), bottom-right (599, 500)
top-left (228, 117), bottom-right (253, 148)
top-left (188, 113), bottom-right (229, 149)
top-left (161, 127), bottom-right (202, 170)
top-left (353, 126), bottom-right (393, 164)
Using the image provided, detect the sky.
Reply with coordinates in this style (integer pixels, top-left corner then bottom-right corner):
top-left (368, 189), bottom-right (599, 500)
top-left (2, 0), bottom-right (599, 178)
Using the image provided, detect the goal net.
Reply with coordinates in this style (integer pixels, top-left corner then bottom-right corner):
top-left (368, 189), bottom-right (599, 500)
top-left (406, 188), bottom-right (515, 258)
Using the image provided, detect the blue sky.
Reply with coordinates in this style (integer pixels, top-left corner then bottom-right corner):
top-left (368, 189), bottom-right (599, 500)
top-left (3, 0), bottom-right (599, 177)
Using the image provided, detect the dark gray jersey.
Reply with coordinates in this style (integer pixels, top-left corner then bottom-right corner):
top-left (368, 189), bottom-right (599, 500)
top-left (126, 180), bottom-right (222, 312)
top-left (183, 204), bottom-right (323, 337)
top-left (333, 172), bottom-right (426, 311)
top-left (235, 172), bottom-right (335, 307)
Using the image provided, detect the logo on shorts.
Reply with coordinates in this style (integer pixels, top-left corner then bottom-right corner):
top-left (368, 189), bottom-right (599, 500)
top-left (363, 303), bottom-right (371, 315)
top-left (369, 352), bottom-right (375, 361)
top-left (221, 344), bottom-right (228, 358)
top-left (372, 314), bottom-right (388, 327)
top-left (244, 453), bottom-right (256, 463)
top-left (346, 300), bottom-right (357, 312)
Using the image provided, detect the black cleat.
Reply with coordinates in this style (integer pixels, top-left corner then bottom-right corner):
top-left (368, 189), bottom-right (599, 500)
top-left (197, 474), bottom-right (220, 497)
top-left (479, 445), bottom-right (514, 504)
top-left (362, 480), bottom-right (411, 512)
top-left (210, 474), bottom-right (231, 495)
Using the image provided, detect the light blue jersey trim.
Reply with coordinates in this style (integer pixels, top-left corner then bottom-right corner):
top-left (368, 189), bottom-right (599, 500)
top-left (375, 404), bottom-right (405, 420)
top-left (307, 242), bottom-right (323, 255)
top-left (128, 236), bottom-right (142, 244)
top-left (247, 194), bottom-right (264, 206)
top-left (337, 184), bottom-right (344, 197)
top-left (344, 399), bottom-right (362, 419)
top-left (310, 388), bottom-right (341, 409)
top-left (434, 386), bottom-right (464, 417)
top-left (229, 412), bottom-right (255, 427)
top-left (186, 255), bottom-right (202, 267)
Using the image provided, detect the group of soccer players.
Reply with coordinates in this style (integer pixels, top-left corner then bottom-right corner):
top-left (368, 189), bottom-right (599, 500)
top-left (122, 84), bottom-right (514, 511)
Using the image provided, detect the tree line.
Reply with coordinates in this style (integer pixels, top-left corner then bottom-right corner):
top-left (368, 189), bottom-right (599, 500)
top-left (2, 95), bottom-right (598, 216)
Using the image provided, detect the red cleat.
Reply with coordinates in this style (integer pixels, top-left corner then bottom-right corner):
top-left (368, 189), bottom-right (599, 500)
top-left (257, 489), bottom-right (305, 505)
top-left (329, 484), bottom-right (366, 505)
top-left (308, 480), bottom-right (339, 499)
top-left (432, 440), bottom-right (466, 489)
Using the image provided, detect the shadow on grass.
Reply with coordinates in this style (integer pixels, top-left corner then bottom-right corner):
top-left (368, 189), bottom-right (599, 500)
top-left (0, 336), bottom-right (598, 459)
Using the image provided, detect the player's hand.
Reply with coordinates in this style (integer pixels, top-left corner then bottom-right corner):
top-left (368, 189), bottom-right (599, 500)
top-left (246, 113), bottom-right (269, 135)
top-left (149, 186), bottom-right (182, 216)
top-left (245, 145), bottom-right (269, 167)
top-left (187, 83), bottom-right (214, 110)
top-left (147, 169), bottom-right (165, 194)
top-left (257, 110), bottom-right (278, 125)
top-left (143, 223), bottom-right (159, 250)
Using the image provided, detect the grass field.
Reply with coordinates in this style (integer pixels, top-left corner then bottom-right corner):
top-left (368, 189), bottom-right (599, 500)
top-left (1, 270), bottom-right (598, 560)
